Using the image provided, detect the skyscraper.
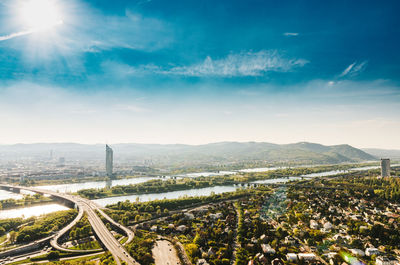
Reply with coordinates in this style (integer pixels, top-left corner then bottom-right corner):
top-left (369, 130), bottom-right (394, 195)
top-left (381, 158), bottom-right (390, 177)
top-left (106, 144), bottom-right (113, 178)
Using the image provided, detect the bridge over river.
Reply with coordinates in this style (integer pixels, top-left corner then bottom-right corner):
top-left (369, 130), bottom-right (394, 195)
top-left (0, 184), bottom-right (137, 265)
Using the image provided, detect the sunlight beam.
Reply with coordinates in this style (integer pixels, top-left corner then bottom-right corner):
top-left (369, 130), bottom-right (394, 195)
top-left (19, 0), bottom-right (63, 31)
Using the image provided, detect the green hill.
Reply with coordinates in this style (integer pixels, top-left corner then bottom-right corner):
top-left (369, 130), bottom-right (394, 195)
top-left (0, 141), bottom-right (376, 165)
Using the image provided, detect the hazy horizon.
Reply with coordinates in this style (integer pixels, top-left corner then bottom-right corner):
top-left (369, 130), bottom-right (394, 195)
top-left (0, 0), bottom-right (399, 149)
top-left (0, 140), bottom-right (397, 151)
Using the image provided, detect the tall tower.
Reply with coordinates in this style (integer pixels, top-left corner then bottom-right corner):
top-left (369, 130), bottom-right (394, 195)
top-left (106, 145), bottom-right (113, 178)
top-left (381, 158), bottom-right (390, 177)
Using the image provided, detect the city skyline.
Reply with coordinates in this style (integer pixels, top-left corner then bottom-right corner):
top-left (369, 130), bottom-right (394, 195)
top-left (0, 0), bottom-right (399, 149)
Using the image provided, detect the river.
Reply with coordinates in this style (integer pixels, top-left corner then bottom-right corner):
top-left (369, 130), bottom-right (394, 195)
top-left (35, 176), bottom-right (159, 193)
top-left (91, 175), bottom-right (299, 206)
top-left (0, 164), bottom-right (389, 219)
top-left (0, 203), bottom-right (69, 219)
top-left (300, 164), bottom-right (400, 178)
top-left (0, 189), bottom-right (23, 200)
top-left (92, 185), bottom-right (240, 207)
top-left (23, 164), bottom-right (388, 193)
top-left (0, 177), bottom-right (297, 218)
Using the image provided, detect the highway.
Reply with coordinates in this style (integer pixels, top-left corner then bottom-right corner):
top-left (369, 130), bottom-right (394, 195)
top-left (75, 197), bottom-right (138, 265)
top-left (0, 184), bottom-right (138, 265)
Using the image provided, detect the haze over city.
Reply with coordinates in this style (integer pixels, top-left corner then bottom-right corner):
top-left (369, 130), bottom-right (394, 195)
top-left (0, 0), bottom-right (399, 148)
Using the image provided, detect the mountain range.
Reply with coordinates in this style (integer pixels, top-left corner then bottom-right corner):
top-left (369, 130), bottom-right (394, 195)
top-left (0, 141), bottom-right (377, 165)
top-left (362, 148), bottom-right (400, 159)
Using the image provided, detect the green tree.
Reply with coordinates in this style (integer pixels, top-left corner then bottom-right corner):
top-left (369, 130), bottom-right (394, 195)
top-left (185, 243), bottom-right (199, 260)
top-left (9, 231), bottom-right (17, 243)
top-left (47, 251), bottom-right (60, 260)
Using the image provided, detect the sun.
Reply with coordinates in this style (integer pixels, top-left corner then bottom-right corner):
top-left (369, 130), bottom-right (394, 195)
top-left (19, 0), bottom-right (63, 31)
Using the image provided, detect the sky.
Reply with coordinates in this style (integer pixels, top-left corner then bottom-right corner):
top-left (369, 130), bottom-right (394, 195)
top-left (0, 0), bottom-right (399, 149)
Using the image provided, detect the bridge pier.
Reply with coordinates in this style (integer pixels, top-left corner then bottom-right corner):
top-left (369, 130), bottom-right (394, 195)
top-left (0, 184), bottom-right (136, 265)
top-left (0, 186), bottom-right (21, 193)
top-left (50, 195), bottom-right (76, 208)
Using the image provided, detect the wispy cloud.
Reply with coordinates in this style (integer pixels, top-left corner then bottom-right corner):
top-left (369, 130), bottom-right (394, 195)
top-left (114, 50), bottom-right (308, 77)
top-left (0, 20), bottom-right (63, 42)
top-left (168, 51), bottom-right (308, 77)
top-left (283, 32), bottom-right (299, 37)
top-left (339, 61), bottom-right (368, 77)
top-left (0, 29), bottom-right (34, 41)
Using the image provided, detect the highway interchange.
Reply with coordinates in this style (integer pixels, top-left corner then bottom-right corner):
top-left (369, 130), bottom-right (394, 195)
top-left (0, 184), bottom-right (138, 265)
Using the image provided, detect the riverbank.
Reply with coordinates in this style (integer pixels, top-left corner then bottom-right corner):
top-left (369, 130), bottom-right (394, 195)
top-left (0, 203), bottom-right (70, 219)
top-left (7, 162), bottom-right (380, 188)
top-left (75, 163), bottom-right (375, 200)
top-left (16, 174), bottom-right (151, 187)
top-left (76, 177), bottom-right (239, 200)
top-left (0, 199), bottom-right (56, 211)
top-left (0, 195), bottom-right (54, 210)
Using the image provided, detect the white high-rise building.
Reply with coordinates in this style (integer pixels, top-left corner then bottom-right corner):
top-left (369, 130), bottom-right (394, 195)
top-left (106, 144), bottom-right (113, 178)
top-left (381, 158), bottom-right (390, 177)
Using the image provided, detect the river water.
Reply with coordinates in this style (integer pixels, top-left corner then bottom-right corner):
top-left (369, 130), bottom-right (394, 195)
top-left (299, 164), bottom-right (396, 178)
top-left (92, 185), bottom-right (240, 207)
top-left (35, 176), bottom-right (159, 193)
top-left (0, 203), bottom-right (69, 219)
top-left (93, 176), bottom-right (300, 207)
top-left (0, 177), bottom-right (297, 218)
top-left (0, 189), bottom-right (23, 200)
top-left (26, 165), bottom-right (387, 193)
top-left (0, 164), bottom-right (388, 219)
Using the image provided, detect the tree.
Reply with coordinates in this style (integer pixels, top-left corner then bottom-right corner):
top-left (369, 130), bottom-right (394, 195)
top-left (82, 225), bottom-right (91, 237)
top-left (193, 233), bottom-right (202, 246)
top-left (69, 230), bottom-right (76, 239)
top-left (135, 215), bottom-right (141, 222)
top-left (141, 253), bottom-right (153, 264)
top-left (47, 251), bottom-right (60, 260)
top-left (185, 243), bottom-right (199, 260)
top-left (122, 216), bottom-right (129, 226)
top-left (9, 231), bottom-right (17, 243)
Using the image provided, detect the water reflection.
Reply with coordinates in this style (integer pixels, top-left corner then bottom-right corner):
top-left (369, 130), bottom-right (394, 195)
top-left (35, 176), bottom-right (159, 193)
top-left (250, 177), bottom-right (300, 184)
top-left (0, 203), bottom-right (69, 219)
top-left (178, 171), bottom-right (237, 178)
top-left (301, 170), bottom-right (349, 178)
top-left (106, 179), bottom-right (112, 189)
top-left (0, 190), bottom-right (23, 200)
top-left (93, 185), bottom-right (239, 207)
top-left (238, 167), bottom-right (286, 173)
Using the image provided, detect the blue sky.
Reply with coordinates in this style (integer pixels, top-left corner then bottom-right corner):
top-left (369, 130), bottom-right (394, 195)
top-left (0, 0), bottom-right (399, 148)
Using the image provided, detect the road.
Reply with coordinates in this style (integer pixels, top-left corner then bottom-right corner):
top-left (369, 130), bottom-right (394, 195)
top-left (76, 197), bottom-right (138, 265)
top-left (230, 205), bottom-right (240, 265)
top-left (49, 199), bottom-right (101, 254)
top-left (0, 184), bottom-right (137, 265)
top-left (0, 234), bottom-right (10, 247)
top-left (152, 240), bottom-right (181, 265)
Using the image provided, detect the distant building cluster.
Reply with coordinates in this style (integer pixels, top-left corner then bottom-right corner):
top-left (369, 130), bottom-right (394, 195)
top-left (0, 144), bottom-right (154, 183)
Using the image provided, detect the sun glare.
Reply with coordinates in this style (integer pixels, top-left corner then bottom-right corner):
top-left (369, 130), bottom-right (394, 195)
top-left (19, 0), bottom-right (63, 31)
